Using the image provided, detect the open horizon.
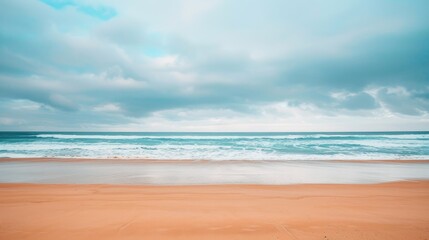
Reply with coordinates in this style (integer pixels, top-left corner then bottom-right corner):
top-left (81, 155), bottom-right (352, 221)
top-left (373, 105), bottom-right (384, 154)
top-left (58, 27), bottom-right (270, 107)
top-left (2, 130), bottom-right (429, 133)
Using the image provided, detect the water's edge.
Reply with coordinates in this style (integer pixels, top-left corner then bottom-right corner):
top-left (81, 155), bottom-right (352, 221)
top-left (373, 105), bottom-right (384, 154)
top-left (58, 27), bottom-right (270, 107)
top-left (1, 157), bottom-right (428, 185)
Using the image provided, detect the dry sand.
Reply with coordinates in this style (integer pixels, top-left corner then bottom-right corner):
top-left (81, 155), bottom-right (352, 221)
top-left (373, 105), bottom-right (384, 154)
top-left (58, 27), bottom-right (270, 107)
top-left (1, 181), bottom-right (429, 240)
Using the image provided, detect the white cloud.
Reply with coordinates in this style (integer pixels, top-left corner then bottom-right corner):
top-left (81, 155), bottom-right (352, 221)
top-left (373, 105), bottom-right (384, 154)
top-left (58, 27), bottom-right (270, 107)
top-left (93, 103), bottom-right (122, 113)
top-left (7, 99), bottom-right (42, 111)
top-left (0, 117), bottom-right (16, 125)
top-left (179, 0), bottom-right (221, 23)
top-left (151, 55), bottom-right (179, 68)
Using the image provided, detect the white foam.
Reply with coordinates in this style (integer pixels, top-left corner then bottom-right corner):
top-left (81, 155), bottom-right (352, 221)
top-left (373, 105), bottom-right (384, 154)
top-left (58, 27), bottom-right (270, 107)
top-left (1, 133), bottom-right (426, 160)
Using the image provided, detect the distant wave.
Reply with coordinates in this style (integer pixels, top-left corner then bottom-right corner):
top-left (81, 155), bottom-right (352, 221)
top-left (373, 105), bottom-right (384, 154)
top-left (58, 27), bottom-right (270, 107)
top-left (36, 134), bottom-right (148, 139)
top-left (34, 133), bottom-right (429, 140)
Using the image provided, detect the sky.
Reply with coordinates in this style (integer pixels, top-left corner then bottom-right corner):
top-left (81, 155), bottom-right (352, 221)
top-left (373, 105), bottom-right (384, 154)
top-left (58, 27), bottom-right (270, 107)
top-left (0, 0), bottom-right (428, 131)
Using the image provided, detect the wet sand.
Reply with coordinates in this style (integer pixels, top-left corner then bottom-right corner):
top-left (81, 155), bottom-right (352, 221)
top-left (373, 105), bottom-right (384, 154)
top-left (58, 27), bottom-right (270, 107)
top-left (1, 181), bottom-right (429, 240)
top-left (2, 158), bottom-right (429, 185)
top-left (2, 157), bottom-right (429, 164)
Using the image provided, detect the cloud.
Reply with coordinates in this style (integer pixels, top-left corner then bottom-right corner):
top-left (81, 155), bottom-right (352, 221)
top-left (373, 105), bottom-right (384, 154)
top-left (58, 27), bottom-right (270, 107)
top-left (93, 103), bottom-right (122, 113)
top-left (0, 0), bottom-right (428, 131)
top-left (334, 92), bottom-right (379, 111)
top-left (376, 87), bottom-right (429, 116)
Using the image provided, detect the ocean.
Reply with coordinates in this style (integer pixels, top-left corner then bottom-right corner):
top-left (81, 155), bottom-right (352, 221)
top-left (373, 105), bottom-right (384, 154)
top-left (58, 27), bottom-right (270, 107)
top-left (1, 131), bottom-right (429, 160)
top-left (1, 131), bottom-right (429, 184)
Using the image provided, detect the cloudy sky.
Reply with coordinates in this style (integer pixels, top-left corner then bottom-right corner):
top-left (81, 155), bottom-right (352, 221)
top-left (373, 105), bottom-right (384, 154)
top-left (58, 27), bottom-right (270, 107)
top-left (0, 0), bottom-right (428, 131)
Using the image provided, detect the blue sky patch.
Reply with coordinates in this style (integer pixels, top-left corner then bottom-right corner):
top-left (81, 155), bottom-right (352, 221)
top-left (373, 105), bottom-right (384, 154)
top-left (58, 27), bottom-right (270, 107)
top-left (40, 0), bottom-right (116, 20)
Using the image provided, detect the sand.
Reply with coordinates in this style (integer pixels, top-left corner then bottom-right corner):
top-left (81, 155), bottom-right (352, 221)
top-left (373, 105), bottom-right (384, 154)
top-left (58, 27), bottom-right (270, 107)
top-left (1, 181), bottom-right (429, 240)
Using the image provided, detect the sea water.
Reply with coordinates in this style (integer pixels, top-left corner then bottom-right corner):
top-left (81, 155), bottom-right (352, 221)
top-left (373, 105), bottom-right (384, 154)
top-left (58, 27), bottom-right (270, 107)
top-left (1, 132), bottom-right (429, 184)
top-left (1, 131), bottom-right (429, 160)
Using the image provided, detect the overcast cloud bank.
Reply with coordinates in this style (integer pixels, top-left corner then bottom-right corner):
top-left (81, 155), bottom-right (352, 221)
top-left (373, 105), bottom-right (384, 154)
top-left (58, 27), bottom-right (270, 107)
top-left (1, 0), bottom-right (428, 131)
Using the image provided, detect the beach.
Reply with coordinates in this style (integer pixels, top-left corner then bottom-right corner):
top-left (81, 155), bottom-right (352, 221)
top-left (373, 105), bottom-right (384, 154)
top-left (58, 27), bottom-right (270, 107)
top-left (2, 0), bottom-right (429, 237)
top-left (1, 132), bottom-right (429, 239)
top-left (1, 181), bottom-right (429, 240)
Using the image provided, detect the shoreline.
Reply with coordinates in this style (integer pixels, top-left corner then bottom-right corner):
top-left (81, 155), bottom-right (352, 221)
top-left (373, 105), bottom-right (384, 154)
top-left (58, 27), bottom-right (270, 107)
top-left (2, 157), bottom-right (429, 185)
top-left (1, 181), bottom-right (429, 240)
top-left (2, 157), bottom-right (429, 164)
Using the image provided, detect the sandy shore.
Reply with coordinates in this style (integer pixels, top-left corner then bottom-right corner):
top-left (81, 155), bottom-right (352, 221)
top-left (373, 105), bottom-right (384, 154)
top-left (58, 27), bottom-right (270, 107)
top-left (1, 181), bottom-right (429, 240)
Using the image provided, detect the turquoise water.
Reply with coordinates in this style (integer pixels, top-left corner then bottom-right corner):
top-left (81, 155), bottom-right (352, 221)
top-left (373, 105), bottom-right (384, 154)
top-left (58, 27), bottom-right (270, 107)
top-left (1, 132), bottom-right (429, 160)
